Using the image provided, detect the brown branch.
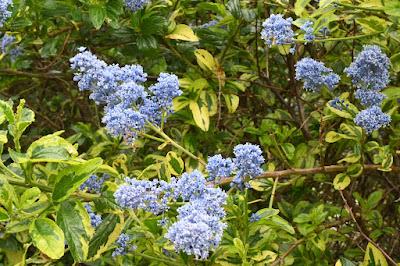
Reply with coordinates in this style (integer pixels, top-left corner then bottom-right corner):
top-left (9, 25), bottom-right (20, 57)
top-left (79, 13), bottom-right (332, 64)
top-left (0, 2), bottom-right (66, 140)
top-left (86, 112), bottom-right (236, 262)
top-left (339, 191), bottom-right (398, 265)
top-left (271, 239), bottom-right (304, 266)
top-left (0, 69), bottom-right (64, 79)
top-left (216, 164), bottom-right (400, 185)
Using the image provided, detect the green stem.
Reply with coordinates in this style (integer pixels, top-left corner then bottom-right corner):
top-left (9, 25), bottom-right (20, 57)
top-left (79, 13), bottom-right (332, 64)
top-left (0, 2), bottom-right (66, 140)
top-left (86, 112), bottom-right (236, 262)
top-left (148, 123), bottom-right (206, 165)
top-left (140, 132), bottom-right (165, 143)
top-left (269, 177), bottom-right (279, 209)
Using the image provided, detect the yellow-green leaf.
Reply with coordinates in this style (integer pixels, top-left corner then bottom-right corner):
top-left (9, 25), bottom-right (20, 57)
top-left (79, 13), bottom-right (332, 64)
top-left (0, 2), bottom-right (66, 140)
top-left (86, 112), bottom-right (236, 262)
top-left (194, 49), bottom-right (217, 72)
top-left (166, 24), bottom-right (199, 42)
top-left (362, 242), bottom-right (388, 266)
top-left (189, 100), bottom-right (209, 131)
top-left (166, 151), bottom-right (184, 175)
top-left (29, 218), bottom-right (65, 260)
top-left (224, 94), bottom-right (239, 113)
top-left (333, 173), bottom-right (351, 190)
top-left (57, 200), bottom-right (93, 262)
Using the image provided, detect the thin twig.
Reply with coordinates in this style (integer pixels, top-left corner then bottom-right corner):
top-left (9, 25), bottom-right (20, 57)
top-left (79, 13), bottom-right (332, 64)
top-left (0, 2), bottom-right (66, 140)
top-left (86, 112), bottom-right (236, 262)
top-left (339, 191), bottom-right (397, 265)
top-left (217, 164), bottom-right (400, 185)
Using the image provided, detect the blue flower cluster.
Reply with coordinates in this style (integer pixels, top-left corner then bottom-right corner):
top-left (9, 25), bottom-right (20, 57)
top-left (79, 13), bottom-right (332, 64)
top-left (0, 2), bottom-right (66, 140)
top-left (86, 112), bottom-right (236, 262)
top-left (166, 172), bottom-right (227, 260)
top-left (329, 97), bottom-right (348, 111)
top-left (124, 0), bottom-right (149, 12)
top-left (70, 48), bottom-right (181, 143)
top-left (345, 46), bottom-right (391, 133)
top-left (205, 143), bottom-right (265, 187)
top-left (1, 33), bottom-right (21, 61)
top-left (354, 106), bottom-right (391, 134)
top-left (174, 170), bottom-right (207, 201)
top-left (295, 58), bottom-right (340, 92)
top-left (232, 143), bottom-right (264, 186)
top-left (114, 169), bottom-right (228, 259)
top-left (80, 174), bottom-right (108, 193)
top-left (1, 33), bottom-right (14, 53)
top-left (261, 14), bottom-right (294, 47)
top-left (345, 45), bottom-right (390, 91)
top-left (114, 177), bottom-right (175, 215)
top-left (300, 21), bottom-right (315, 43)
top-left (0, 0), bottom-right (12, 27)
top-left (198, 20), bottom-right (219, 29)
top-left (84, 204), bottom-right (102, 228)
top-left (206, 154), bottom-right (234, 182)
top-left (354, 89), bottom-right (386, 107)
top-left (112, 233), bottom-right (137, 257)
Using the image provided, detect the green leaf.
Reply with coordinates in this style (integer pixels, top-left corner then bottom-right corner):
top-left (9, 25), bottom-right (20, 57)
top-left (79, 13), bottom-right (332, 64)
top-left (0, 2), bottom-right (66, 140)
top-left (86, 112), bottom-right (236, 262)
top-left (189, 100), bottom-right (210, 131)
top-left (294, 0), bottom-right (311, 16)
top-left (26, 133), bottom-right (78, 163)
top-left (333, 173), bottom-right (351, 190)
top-left (166, 151), bottom-right (184, 175)
top-left (233, 238), bottom-right (246, 258)
top-left (367, 191), bottom-right (383, 209)
top-left (0, 207), bottom-right (9, 221)
top-left (362, 242), bottom-right (388, 266)
top-left (20, 187), bottom-right (41, 209)
top-left (265, 215), bottom-right (295, 234)
top-left (0, 100), bottom-right (15, 123)
top-left (325, 131), bottom-right (344, 143)
top-left (29, 218), bottom-right (65, 260)
top-left (327, 104), bottom-right (354, 119)
top-left (166, 24), bottom-right (199, 42)
top-left (383, 0), bottom-right (400, 17)
top-left (52, 158), bottom-right (103, 202)
top-left (224, 94), bottom-right (239, 114)
top-left (89, 5), bottom-right (107, 30)
top-left (57, 200), bottom-right (93, 262)
top-left (88, 214), bottom-right (123, 259)
top-left (194, 49), bottom-right (217, 71)
top-left (282, 143), bottom-right (295, 160)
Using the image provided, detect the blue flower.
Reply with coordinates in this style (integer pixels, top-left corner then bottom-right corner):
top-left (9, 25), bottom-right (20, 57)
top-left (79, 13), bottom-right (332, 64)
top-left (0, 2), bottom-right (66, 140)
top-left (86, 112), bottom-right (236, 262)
top-left (249, 213), bottom-right (261, 223)
top-left (198, 20), bottom-right (219, 29)
top-left (114, 178), bottom-right (174, 215)
top-left (84, 204), bottom-right (102, 228)
top-left (354, 106), bottom-right (391, 134)
top-left (102, 104), bottom-right (147, 143)
top-left (166, 213), bottom-right (225, 260)
top-left (112, 233), bottom-right (137, 257)
top-left (148, 73), bottom-right (182, 113)
top-left (70, 48), bottom-right (181, 143)
top-left (261, 14), bottom-right (294, 47)
top-left (329, 97), bottom-right (348, 111)
top-left (295, 58), bottom-right (340, 92)
top-left (166, 188), bottom-right (227, 260)
top-left (345, 45), bottom-right (390, 91)
top-left (354, 89), bottom-right (386, 107)
top-left (70, 48), bottom-right (147, 104)
top-left (300, 20), bottom-right (315, 43)
top-left (233, 143), bottom-right (265, 182)
top-left (206, 154), bottom-right (234, 181)
top-left (124, 0), bottom-right (149, 12)
top-left (177, 187), bottom-right (227, 219)
top-left (80, 174), bottom-right (108, 193)
top-left (1, 33), bottom-right (14, 53)
top-left (0, 0), bottom-right (12, 28)
top-left (174, 170), bottom-right (207, 201)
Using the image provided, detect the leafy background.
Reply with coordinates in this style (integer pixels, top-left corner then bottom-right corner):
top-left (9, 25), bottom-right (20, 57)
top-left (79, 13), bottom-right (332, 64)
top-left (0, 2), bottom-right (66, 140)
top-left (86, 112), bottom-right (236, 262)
top-left (1, 0), bottom-right (400, 265)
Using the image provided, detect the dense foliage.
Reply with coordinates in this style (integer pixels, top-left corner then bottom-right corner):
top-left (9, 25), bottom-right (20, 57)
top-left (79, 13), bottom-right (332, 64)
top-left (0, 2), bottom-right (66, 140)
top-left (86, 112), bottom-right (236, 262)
top-left (1, 0), bottom-right (400, 265)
